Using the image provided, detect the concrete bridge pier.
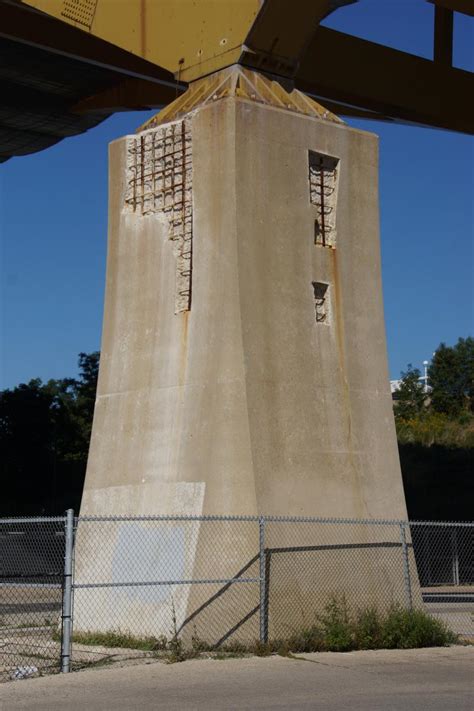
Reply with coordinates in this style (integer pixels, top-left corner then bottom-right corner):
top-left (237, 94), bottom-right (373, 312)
top-left (74, 67), bottom-right (418, 641)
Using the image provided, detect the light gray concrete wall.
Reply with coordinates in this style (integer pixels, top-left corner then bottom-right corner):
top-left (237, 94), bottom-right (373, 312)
top-left (232, 100), bottom-right (404, 520)
top-left (82, 101), bottom-right (259, 519)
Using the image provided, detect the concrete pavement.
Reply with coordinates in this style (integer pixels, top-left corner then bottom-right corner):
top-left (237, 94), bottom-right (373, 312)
top-left (1, 646), bottom-right (473, 710)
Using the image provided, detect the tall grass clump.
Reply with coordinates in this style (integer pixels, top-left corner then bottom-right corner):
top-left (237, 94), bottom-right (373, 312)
top-left (280, 596), bottom-right (456, 653)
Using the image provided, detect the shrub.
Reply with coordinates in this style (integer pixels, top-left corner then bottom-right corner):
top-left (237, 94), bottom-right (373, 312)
top-left (381, 606), bottom-right (456, 649)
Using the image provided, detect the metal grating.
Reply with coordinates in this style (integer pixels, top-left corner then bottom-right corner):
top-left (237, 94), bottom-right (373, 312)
top-left (61, 0), bottom-right (98, 30)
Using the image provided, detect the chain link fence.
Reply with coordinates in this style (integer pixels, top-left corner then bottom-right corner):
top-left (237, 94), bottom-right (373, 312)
top-left (1, 513), bottom-right (472, 681)
top-left (0, 516), bottom-right (66, 681)
top-left (72, 516), bottom-right (261, 656)
top-left (410, 521), bottom-right (473, 637)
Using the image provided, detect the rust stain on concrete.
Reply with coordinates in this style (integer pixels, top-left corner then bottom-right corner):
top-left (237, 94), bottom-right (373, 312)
top-left (179, 311), bottom-right (189, 386)
top-left (331, 251), bottom-right (352, 437)
top-left (331, 248), bottom-right (345, 373)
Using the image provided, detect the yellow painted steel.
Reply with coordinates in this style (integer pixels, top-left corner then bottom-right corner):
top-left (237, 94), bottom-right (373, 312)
top-left (14, 0), bottom-right (474, 134)
top-left (139, 65), bottom-right (344, 131)
top-left (19, 0), bottom-right (261, 81)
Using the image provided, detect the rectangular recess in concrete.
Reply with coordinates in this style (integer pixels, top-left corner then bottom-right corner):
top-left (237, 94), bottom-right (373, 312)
top-left (312, 281), bottom-right (329, 324)
top-left (308, 151), bottom-right (339, 248)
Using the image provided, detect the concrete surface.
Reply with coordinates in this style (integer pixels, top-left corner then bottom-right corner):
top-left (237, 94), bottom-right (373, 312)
top-left (83, 68), bottom-right (406, 524)
top-left (1, 646), bottom-right (472, 710)
top-left (74, 69), bottom-right (417, 639)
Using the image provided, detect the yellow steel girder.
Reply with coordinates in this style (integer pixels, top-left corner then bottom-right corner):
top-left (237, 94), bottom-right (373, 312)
top-left (18, 0), bottom-right (352, 81)
top-left (18, 0), bottom-right (261, 81)
top-left (10, 0), bottom-right (474, 134)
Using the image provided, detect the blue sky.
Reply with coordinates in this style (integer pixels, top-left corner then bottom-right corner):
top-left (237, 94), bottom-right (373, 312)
top-left (0, 0), bottom-right (473, 389)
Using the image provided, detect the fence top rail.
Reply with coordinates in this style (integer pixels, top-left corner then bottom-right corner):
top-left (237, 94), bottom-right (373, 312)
top-left (0, 516), bottom-right (66, 525)
top-left (73, 514), bottom-right (474, 526)
top-left (264, 517), bottom-right (473, 526)
top-left (0, 582), bottom-right (62, 589)
top-left (1, 514), bottom-right (472, 526)
top-left (77, 514), bottom-right (261, 523)
top-left (77, 514), bottom-right (407, 524)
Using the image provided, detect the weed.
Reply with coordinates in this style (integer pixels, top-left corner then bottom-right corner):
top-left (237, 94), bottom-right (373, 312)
top-left (190, 626), bottom-right (212, 656)
top-left (353, 607), bottom-right (383, 650)
top-left (219, 640), bottom-right (248, 655)
top-left (251, 640), bottom-right (272, 657)
top-left (317, 596), bottom-right (353, 652)
top-left (286, 625), bottom-right (324, 653)
top-left (166, 599), bottom-right (186, 663)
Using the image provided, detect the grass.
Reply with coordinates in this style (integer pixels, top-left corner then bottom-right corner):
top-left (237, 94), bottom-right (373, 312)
top-left (64, 630), bottom-right (168, 652)
top-left (61, 598), bottom-right (457, 663)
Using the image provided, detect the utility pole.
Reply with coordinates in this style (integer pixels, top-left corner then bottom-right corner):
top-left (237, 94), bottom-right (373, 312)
top-left (423, 360), bottom-right (429, 394)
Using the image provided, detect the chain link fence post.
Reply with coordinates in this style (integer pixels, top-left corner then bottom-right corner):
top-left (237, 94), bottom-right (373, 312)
top-left (451, 528), bottom-right (460, 585)
top-left (61, 509), bottom-right (75, 673)
top-left (259, 516), bottom-right (268, 643)
top-left (400, 521), bottom-right (413, 610)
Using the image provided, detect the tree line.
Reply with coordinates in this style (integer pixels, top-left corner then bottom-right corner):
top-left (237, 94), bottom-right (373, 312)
top-left (394, 337), bottom-right (473, 521)
top-left (0, 353), bottom-right (99, 516)
top-left (1, 338), bottom-right (472, 517)
top-left (395, 337), bottom-right (474, 447)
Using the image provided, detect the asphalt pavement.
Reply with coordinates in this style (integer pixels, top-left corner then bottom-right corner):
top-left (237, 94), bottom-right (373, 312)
top-left (1, 645), bottom-right (473, 710)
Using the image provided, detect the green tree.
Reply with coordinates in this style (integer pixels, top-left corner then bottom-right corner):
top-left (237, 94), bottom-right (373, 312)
top-left (429, 337), bottom-right (474, 416)
top-left (0, 379), bottom-right (56, 514)
top-left (0, 352), bottom-right (99, 516)
top-left (394, 365), bottom-right (427, 420)
top-left (74, 351), bottom-right (100, 446)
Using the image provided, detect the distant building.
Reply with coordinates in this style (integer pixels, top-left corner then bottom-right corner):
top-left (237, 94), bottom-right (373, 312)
top-left (390, 371), bottom-right (430, 401)
top-left (390, 379), bottom-right (402, 395)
